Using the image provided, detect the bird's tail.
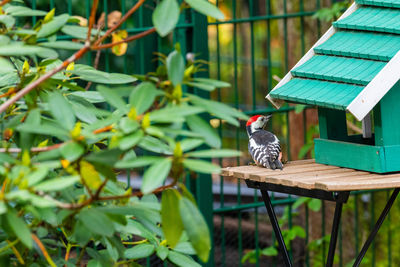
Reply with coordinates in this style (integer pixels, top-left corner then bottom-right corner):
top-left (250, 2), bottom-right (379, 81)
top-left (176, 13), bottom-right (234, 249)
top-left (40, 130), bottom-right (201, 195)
top-left (274, 159), bottom-right (283, 170)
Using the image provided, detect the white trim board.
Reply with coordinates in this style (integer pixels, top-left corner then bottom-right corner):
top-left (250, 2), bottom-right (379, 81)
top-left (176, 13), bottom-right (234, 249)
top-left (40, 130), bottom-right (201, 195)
top-left (347, 50), bottom-right (400, 121)
top-left (266, 2), bottom-right (359, 109)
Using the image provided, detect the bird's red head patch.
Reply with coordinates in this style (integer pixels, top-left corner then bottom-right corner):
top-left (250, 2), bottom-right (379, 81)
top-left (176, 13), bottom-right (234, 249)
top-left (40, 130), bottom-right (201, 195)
top-left (246, 115), bottom-right (262, 126)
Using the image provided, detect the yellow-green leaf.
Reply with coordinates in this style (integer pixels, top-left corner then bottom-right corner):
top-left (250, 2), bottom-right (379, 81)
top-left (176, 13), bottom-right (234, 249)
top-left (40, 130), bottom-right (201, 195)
top-left (161, 189), bottom-right (183, 248)
top-left (80, 161), bottom-right (102, 190)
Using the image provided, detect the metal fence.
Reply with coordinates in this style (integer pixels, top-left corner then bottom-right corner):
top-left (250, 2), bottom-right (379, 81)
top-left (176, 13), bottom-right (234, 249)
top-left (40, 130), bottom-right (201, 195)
top-left (29, 0), bottom-right (400, 266)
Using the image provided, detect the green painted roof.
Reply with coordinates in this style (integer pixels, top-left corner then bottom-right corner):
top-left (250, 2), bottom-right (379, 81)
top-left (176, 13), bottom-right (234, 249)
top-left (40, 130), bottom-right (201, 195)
top-left (333, 8), bottom-right (400, 34)
top-left (269, 2), bottom-right (400, 110)
top-left (291, 55), bottom-right (385, 85)
top-left (314, 31), bottom-right (400, 61)
top-left (269, 79), bottom-right (363, 110)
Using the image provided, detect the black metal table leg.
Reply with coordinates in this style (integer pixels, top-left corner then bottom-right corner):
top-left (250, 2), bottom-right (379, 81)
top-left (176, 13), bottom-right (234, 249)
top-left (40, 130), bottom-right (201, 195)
top-left (261, 190), bottom-right (293, 267)
top-left (326, 201), bottom-right (343, 267)
top-left (353, 188), bottom-right (400, 267)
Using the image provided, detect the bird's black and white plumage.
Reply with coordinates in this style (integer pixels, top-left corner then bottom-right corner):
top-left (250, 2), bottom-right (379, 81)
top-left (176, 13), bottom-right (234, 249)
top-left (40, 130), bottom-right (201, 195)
top-left (246, 115), bottom-right (283, 170)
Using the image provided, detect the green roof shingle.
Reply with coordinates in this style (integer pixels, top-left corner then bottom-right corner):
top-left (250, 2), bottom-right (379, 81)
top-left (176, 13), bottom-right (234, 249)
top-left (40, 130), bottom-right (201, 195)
top-left (269, 79), bottom-right (363, 110)
top-left (356, 0), bottom-right (400, 8)
top-left (333, 7), bottom-right (400, 34)
top-left (314, 31), bottom-right (400, 61)
top-left (291, 55), bottom-right (385, 85)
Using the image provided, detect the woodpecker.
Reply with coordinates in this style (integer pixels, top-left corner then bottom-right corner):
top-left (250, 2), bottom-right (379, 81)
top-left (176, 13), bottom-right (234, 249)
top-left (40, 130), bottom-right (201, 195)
top-left (246, 115), bottom-right (283, 170)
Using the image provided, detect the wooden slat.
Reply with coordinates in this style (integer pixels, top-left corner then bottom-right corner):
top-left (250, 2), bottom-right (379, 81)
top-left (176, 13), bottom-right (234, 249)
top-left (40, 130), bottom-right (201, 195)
top-left (222, 160), bottom-right (400, 192)
top-left (250, 164), bottom-right (341, 181)
top-left (316, 173), bottom-right (400, 191)
top-left (267, 169), bottom-right (358, 188)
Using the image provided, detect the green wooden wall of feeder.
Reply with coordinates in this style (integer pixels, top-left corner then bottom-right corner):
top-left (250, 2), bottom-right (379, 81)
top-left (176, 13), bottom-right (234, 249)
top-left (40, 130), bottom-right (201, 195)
top-left (267, 0), bottom-right (400, 173)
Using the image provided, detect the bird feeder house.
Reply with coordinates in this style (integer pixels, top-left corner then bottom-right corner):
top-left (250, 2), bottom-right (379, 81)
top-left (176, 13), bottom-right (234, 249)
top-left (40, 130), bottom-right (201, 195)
top-left (267, 0), bottom-right (400, 173)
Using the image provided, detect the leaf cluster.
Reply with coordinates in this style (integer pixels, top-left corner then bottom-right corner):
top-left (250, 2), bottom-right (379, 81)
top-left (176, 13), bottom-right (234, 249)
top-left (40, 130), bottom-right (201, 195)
top-left (0, 1), bottom-right (245, 266)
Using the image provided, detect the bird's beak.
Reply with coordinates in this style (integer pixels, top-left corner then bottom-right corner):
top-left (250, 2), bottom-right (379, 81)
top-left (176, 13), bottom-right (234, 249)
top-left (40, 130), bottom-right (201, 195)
top-left (265, 115), bottom-right (272, 120)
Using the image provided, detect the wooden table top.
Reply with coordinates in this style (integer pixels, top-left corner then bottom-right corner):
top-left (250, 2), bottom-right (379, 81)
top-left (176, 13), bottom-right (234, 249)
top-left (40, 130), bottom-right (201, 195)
top-left (221, 159), bottom-right (400, 191)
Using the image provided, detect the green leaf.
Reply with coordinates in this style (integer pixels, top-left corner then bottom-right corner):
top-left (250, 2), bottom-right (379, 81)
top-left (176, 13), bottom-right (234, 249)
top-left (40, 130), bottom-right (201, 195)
top-left (186, 81), bottom-right (215, 91)
top-left (119, 117), bottom-right (140, 134)
top-left (129, 82), bottom-right (159, 114)
top-left (72, 64), bottom-right (136, 84)
top-left (156, 245), bottom-right (169, 261)
top-left (291, 225), bottom-right (306, 239)
top-left (26, 166), bottom-right (49, 186)
top-left (168, 249), bottom-right (201, 267)
top-left (187, 149), bottom-right (241, 158)
top-left (39, 41), bottom-right (84, 50)
top-left (115, 156), bottom-right (162, 169)
top-left (37, 14), bottom-right (69, 38)
top-left (173, 241), bottom-right (196, 255)
top-left (139, 136), bottom-right (172, 154)
top-left (119, 130), bottom-right (144, 150)
top-left (183, 159), bottom-right (220, 174)
top-left (295, 104), bottom-right (306, 114)
top-left (186, 115), bottom-right (220, 148)
top-left (141, 158), bottom-right (172, 194)
top-left (0, 44), bottom-right (58, 58)
top-left (71, 102), bottom-right (97, 124)
top-left (70, 91), bottom-right (105, 103)
top-left (167, 50), bottom-right (185, 86)
top-left (0, 57), bottom-right (14, 74)
top-left (185, 0), bottom-right (224, 20)
top-left (261, 246), bottom-right (278, 256)
top-left (161, 189), bottom-right (183, 248)
top-left (124, 244), bottom-right (155, 259)
top-left (80, 161), bottom-right (102, 190)
top-left (87, 260), bottom-right (102, 267)
top-left (61, 25), bottom-right (104, 39)
top-left (85, 148), bottom-right (122, 166)
top-left (0, 202), bottom-right (7, 215)
top-left (150, 106), bottom-right (204, 123)
top-left (97, 85), bottom-right (128, 112)
top-left (0, 15), bottom-right (15, 28)
top-left (179, 197), bottom-right (210, 262)
top-left (79, 208), bottom-right (115, 237)
top-left (60, 142), bottom-right (84, 162)
top-left (48, 91), bottom-right (75, 130)
top-left (308, 199), bottom-right (322, 212)
top-left (180, 138), bottom-right (204, 152)
top-left (5, 5), bottom-right (47, 16)
top-left (34, 175), bottom-right (80, 192)
top-left (6, 211), bottom-right (32, 248)
top-left (0, 152), bottom-right (16, 164)
top-left (17, 122), bottom-right (69, 141)
top-left (193, 78), bottom-right (230, 88)
top-left (153, 0), bottom-right (180, 37)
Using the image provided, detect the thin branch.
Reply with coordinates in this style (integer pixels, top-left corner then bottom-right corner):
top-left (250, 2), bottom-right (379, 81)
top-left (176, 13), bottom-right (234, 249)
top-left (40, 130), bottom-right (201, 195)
top-left (56, 181), bottom-right (176, 210)
top-left (0, 0), bottom-right (11, 6)
top-left (32, 234), bottom-right (57, 267)
top-left (92, 28), bottom-right (156, 50)
top-left (0, 45), bottom-right (90, 114)
top-left (6, 239), bottom-right (24, 264)
top-left (86, 0), bottom-right (99, 42)
top-left (0, 239), bottom-right (19, 254)
top-left (0, 0), bottom-right (148, 114)
top-left (94, 0), bottom-right (146, 46)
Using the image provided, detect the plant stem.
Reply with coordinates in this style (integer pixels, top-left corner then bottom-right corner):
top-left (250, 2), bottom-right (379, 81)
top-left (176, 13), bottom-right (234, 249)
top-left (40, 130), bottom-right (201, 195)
top-left (32, 233), bottom-right (57, 267)
top-left (92, 28), bottom-right (156, 50)
top-left (94, 0), bottom-right (146, 46)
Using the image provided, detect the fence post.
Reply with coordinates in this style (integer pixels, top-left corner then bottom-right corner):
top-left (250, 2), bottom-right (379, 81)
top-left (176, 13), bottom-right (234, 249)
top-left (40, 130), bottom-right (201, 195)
top-left (190, 10), bottom-right (215, 267)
